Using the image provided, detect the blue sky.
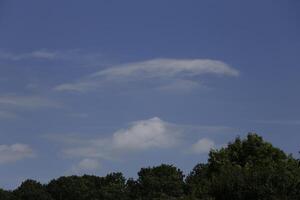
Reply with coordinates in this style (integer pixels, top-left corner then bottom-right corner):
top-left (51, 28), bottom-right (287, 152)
top-left (0, 0), bottom-right (300, 189)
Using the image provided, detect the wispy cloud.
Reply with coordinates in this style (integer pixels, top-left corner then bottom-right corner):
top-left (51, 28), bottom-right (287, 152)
top-left (0, 110), bottom-right (18, 119)
top-left (54, 58), bottom-right (239, 92)
top-left (254, 120), bottom-right (300, 125)
top-left (0, 49), bottom-right (58, 60)
top-left (0, 95), bottom-right (61, 109)
top-left (0, 49), bottom-right (105, 68)
top-left (0, 144), bottom-right (35, 164)
top-left (92, 58), bottom-right (239, 78)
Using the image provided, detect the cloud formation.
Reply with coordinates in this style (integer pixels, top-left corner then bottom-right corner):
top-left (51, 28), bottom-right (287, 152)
top-left (62, 117), bottom-right (182, 160)
top-left (0, 144), bottom-right (35, 164)
top-left (49, 117), bottom-right (233, 174)
top-left (55, 58), bottom-right (239, 92)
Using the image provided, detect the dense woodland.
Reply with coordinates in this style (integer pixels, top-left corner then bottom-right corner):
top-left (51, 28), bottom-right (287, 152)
top-left (1, 133), bottom-right (300, 200)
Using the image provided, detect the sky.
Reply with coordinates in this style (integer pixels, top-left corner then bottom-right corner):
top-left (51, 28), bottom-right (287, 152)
top-left (0, 0), bottom-right (300, 189)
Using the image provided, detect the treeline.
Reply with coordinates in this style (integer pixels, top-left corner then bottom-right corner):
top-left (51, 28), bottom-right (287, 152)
top-left (1, 133), bottom-right (300, 200)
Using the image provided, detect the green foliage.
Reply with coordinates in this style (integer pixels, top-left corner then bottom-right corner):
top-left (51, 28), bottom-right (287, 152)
top-left (135, 164), bottom-right (185, 200)
top-left (2, 133), bottom-right (300, 200)
top-left (0, 189), bottom-right (14, 200)
top-left (13, 180), bottom-right (53, 200)
top-left (47, 173), bottom-right (126, 200)
top-left (186, 133), bottom-right (300, 200)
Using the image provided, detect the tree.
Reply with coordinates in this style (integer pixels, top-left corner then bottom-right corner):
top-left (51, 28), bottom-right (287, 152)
top-left (13, 180), bottom-right (53, 200)
top-left (98, 172), bottom-right (127, 200)
top-left (47, 173), bottom-right (127, 200)
top-left (136, 164), bottom-right (185, 200)
top-left (47, 176), bottom-right (91, 200)
top-left (186, 133), bottom-right (300, 200)
top-left (0, 189), bottom-right (14, 200)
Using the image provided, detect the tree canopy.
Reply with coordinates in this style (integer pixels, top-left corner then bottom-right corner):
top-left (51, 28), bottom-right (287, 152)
top-left (2, 133), bottom-right (300, 200)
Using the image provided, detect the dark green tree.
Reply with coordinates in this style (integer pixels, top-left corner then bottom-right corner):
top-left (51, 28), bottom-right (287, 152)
top-left (13, 180), bottom-right (52, 200)
top-left (0, 189), bottom-right (14, 200)
top-left (186, 133), bottom-right (300, 200)
top-left (136, 164), bottom-right (185, 200)
top-left (47, 173), bottom-right (127, 200)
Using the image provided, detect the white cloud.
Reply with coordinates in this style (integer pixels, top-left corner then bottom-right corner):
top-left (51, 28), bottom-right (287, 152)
top-left (52, 117), bottom-right (231, 165)
top-left (190, 138), bottom-right (216, 154)
top-left (112, 117), bottom-right (180, 150)
top-left (70, 158), bottom-right (101, 174)
top-left (61, 117), bottom-right (182, 160)
top-left (0, 144), bottom-right (35, 164)
top-left (29, 50), bottom-right (57, 59)
top-left (55, 81), bottom-right (99, 93)
top-left (0, 95), bottom-right (61, 109)
top-left (93, 58), bottom-right (239, 79)
top-left (55, 58), bottom-right (239, 92)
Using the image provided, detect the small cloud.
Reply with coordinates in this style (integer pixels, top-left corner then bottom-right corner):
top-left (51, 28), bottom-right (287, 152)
top-left (112, 117), bottom-right (181, 151)
top-left (0, 110), bottom-right (18, 119)
top-left (0, 95), bottom-right (61, 109)
top-left (70, 158), bottom-right (101, 174)
top-left (29, 50), bottom-right (57, 59)
top-left (189, 138), bottom-right (216, 154)
top-left (54, 81), bottom-right (99, 93)
top-left (0, 143), bottom-right (35, 164)
top-left (254, 119), bottom-right (300, 125)
top-left (0, 49), bottom-right (105, 65)
top-left (0, 49), bottom-right (58, 60)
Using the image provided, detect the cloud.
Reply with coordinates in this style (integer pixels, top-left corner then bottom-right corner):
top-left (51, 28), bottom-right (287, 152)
top-left (70, 158), bottom-right (101, 174)
top-left (49, 117), bottom-right (232, 165)
top-left (0, 95), bottom-right (61, 109)
top-left (61, 117), bottom-right (182, 160)
top-left (0, 110), bottom-right (17, 119)
top-left (112, 117), bottom-right (180, 150)
top-left (46, 117), bottom-right (235, 173)
top-left (55, 81), bottom-right (99, 93)
top-left (0, 49), bottom-right (105, 66)
top-left (254, 120), bottom-right (300, 125)
top-left (189, 138), bottom-right (216, 154)
top-left (0, 49), bottom-right (58, 60)
top-left (54, 58), bottom-right (239, 92)
top-left (0, 144), bottom-right (35, 164)
top-left (92, 58), bottom-right (239, 78)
